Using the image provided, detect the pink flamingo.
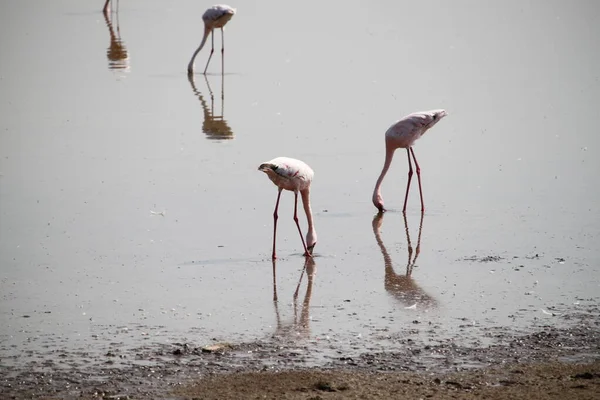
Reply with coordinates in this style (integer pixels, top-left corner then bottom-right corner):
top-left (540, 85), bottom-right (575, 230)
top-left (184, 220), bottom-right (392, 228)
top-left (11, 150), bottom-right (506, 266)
top-left (372, 109), bottom-right (448, 213)
top-left (187, 5), bottom-right (236, 75)
top-left (258, 157), bottom-right (317, 260)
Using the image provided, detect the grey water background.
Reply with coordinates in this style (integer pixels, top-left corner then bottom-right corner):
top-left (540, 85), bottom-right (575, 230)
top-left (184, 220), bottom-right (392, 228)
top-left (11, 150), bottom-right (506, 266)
top-left (1, 0), bottom-right (599, 365)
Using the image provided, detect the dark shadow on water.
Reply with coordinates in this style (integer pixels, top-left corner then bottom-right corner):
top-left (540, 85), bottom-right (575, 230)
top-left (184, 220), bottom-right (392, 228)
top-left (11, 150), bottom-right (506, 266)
top-left (271, 257), bottom-right (316, 340)
top-left (188, 74), bottom-right (234, 141)
top-left (103, 0), bottom-right (130, 73)
top-left (372, 211), bottom-right (437, 310)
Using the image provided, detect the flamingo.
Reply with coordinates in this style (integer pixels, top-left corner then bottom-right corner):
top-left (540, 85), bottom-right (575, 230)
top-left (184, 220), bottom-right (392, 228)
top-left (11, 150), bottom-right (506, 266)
top-left (372, 109), bottom-right (448, 213)
top-left (187, 4), bottom-right (236, 75)
top-left (258, 157), bottom-right (317, 260)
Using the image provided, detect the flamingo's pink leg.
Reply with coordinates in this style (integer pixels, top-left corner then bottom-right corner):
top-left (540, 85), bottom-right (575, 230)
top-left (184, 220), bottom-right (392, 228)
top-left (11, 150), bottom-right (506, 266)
top-left (293, 191), bottom-right (311, 257)
top-left (203, 30), bottom-right (215, 74)
top-left (402, 148), bottom-right (414, 213)
top-left (410, 148), bottom-right (425, 212)
top-left (272, 189), bottom-right (283, 259)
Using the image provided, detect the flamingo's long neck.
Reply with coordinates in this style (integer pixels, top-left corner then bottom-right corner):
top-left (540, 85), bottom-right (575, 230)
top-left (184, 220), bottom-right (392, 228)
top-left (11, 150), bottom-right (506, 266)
top-left (300, 189), bottom-right (316, 245)
top-left (187, 26), bottom-right (211, 73)
top-left (372, 145), bottom-right (395, 209)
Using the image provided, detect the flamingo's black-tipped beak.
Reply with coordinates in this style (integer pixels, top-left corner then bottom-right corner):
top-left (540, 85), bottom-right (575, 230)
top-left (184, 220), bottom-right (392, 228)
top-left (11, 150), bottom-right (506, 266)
top-left (307, 243), bottom-right (316, 256)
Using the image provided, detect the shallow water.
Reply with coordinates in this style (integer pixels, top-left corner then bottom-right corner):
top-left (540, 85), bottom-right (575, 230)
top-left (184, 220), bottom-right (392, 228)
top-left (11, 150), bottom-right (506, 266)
top-left (1, 0), bottom-right (599, 366)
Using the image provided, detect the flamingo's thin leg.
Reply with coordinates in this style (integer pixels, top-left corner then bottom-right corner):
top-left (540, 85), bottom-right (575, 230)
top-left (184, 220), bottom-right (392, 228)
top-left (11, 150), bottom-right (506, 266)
top-left (410, 148), bottom-right (425, 212)
top-left (272, 189), bottom-right (282, 259)
top-left (203, 30), bottom-right (215, 74)
top-left (402, 148), bottom-right (414, 213)
top-left (293, 191), bottom-right (311, 257)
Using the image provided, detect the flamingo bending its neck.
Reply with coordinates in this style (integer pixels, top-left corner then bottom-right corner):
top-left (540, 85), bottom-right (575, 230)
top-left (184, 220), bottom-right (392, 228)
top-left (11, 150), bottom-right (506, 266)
top-left (187, 4), bottom-right (236, 75)
top-left (258, 157), bottom-right (317, 260)
top-left (373, 109), bottom-right (448, 213)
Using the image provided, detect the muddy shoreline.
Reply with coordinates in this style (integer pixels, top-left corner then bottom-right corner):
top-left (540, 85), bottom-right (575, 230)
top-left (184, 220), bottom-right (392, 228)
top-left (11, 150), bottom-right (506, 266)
top-left (1, 306), bottom-right (598, 399)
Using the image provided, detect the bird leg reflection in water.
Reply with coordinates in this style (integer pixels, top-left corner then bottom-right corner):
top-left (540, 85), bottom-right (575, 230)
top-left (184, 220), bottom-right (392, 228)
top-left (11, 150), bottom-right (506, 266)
top-left (187, 73), bottom-right (233, 140)
top-left (102, 0), bottom-right (129, 72)
top-left (272, 257), bottom-right (316, 339)
top-left (372, 212), bottom-right (437, 309)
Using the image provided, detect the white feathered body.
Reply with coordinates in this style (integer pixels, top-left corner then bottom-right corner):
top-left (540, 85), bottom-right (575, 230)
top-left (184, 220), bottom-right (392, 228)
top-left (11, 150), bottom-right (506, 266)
top-left (385, 109), bottom-right (447, 149)
top-left (202, 4), bottom-right (236, 28)
top-left (258, 157), bottom-right (314, 193)
top-left (258, 157), bottom-right (317, 254)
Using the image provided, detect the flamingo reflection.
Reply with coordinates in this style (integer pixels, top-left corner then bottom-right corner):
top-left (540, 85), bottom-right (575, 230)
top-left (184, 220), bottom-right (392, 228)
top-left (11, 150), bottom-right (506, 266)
top-left (188, 74), bottom-right (234, 140)
top-left (103, 0), bottom-right (130, 73)
top-left (271, 257), bottom-right (316, 340)
top-left (372, 212), bottom-right (437, 310)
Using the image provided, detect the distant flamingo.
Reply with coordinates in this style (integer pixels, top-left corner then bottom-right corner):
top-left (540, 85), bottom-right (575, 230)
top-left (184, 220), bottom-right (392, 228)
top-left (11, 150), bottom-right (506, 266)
top-left (372, 109), bottom-right (448, 213)
top-left (258, 157), bottom-right (317, 260)
top-left (187, 4), bottom-right (236, 75)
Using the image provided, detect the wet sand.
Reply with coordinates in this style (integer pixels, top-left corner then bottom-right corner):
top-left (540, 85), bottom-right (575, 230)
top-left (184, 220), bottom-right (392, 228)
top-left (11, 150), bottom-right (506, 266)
top-left (2, 305), bottom-right (598, 398)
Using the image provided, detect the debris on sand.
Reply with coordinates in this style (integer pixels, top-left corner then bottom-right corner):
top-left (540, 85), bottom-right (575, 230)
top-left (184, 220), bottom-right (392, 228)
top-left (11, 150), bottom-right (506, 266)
top-left (541, 309), bottom-right (561, 316)
top-left (462, 255), bottom-right (504, 263)
top-left (202, 342), bottom-right (233, 353)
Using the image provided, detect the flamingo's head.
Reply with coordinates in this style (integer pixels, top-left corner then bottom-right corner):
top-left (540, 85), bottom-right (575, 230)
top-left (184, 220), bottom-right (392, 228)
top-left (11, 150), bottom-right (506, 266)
top-left (429, 109), bottom-right (448, 127)
top-left (432, 109), bottom-right (448, 118)
top-left (373, 194), bottom-right (385, 213)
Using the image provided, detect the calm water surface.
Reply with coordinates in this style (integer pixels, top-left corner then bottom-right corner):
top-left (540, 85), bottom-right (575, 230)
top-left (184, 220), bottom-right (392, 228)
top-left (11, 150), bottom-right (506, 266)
top-left (1, 0), bottom-right (599, 365)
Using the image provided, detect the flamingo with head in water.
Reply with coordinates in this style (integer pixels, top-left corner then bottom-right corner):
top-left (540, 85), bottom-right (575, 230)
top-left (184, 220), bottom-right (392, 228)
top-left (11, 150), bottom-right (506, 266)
top-left (372, 109), bottom-right (448, 213)
top-left (258, 157), bottom-right (317, 260)
top-left (187, 4), bottom-right (236, 75)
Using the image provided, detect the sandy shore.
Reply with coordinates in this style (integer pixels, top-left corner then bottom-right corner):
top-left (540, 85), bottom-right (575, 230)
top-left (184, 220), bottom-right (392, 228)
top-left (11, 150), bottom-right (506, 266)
top-left (2, 308), bottom-right (599, 399)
